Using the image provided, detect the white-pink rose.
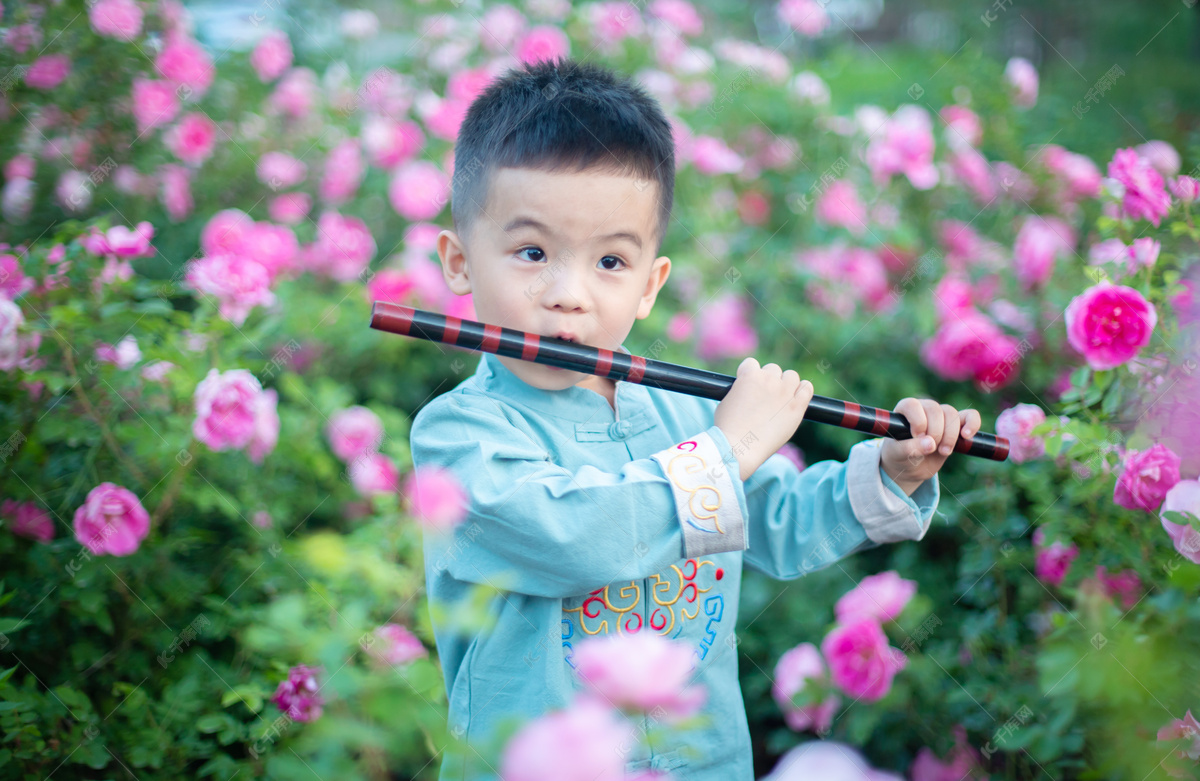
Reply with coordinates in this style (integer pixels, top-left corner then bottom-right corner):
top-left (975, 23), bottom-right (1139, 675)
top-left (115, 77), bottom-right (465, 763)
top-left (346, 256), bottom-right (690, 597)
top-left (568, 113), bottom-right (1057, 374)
top-left (1004, 57), bottom-right (1038, 108)
top-left (164, 112), bottom-right (218, 165)
top-left (835, 571), bottom-right (917, 624)
top-left (388, 160), bottom-right (449, 221)
top-left (250, 30), bottom-right (292, 82)
top-left (572, 632), bottom-right (707, 721)
top-left (349, 452), bottom-right (400, 496)
top-left (995, 403), bottom-right (1046, 463)
top-left (192, 368), bottom-right (266, 452)
top-left (366, 623), bottom-right (428, 666)
top-left (89, 0), bottom-right (144, 41)
top-left (326, 405), bottom-right (384, 462)
top-left (73, 482), bottom-right (150, 556)
top-left (185, 253), bottom-right (275, 326)
top-left (772, 643), bottom-right (839, 734)
top-left (1161, 480), bottom-right (1200, 565)
top-left (500, 697), bottom-right (633, 781)
top-left (401, 466), bottom-right (468, 532)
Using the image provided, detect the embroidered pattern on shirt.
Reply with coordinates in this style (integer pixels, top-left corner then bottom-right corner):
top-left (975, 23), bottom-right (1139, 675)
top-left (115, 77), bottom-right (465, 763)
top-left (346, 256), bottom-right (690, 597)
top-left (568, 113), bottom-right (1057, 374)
top-left (649, 431), bottom-right (748, 557)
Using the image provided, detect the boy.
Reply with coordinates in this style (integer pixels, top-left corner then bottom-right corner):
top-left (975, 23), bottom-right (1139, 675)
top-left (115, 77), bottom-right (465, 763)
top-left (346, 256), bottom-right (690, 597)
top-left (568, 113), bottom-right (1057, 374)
top-left (408, 58), bottom-right (981, 780)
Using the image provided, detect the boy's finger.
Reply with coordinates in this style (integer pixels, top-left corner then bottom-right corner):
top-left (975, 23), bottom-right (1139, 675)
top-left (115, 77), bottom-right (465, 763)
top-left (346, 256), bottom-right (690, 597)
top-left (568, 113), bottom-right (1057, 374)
top-left (922, 399), bottom-right (944, 449)
top-left (894, 398), bottom-right (935, 453)
top-left (961, 408), bottom-right (982, 438)
top-left (938, 404), bottom-right (960, 456)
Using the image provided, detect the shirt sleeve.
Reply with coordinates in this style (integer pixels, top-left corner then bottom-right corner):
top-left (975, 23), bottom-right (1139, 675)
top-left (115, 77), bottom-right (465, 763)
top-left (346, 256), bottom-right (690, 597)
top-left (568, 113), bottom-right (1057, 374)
top-left (408, 392), bottom-right (751, 598)
top-left (738, 437), bottom-right (940, 581)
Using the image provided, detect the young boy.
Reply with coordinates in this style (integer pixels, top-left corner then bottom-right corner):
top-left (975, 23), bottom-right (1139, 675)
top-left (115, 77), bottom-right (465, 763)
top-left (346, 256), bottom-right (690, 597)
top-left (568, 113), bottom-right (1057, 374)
top-left (409, 58), bottom-right (981, 780)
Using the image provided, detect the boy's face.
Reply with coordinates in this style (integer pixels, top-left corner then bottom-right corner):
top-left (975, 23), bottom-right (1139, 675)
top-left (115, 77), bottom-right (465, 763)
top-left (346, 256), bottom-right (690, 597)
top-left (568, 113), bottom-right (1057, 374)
top-left (437, 165), bottom-right (672, 393)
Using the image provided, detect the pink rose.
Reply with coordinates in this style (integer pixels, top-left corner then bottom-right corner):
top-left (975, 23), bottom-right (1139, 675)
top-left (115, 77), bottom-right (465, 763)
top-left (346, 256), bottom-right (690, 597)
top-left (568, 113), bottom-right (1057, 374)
top-left (1129, 237), bottom-right (1160, 269)
top-left (479, 5), bottom-right (527, 53)
top-left (2, 499), bottom-right (54, 543)
top-left (696, 293), bottom-right (757, 361)
top-left (361, 116), bottom-right (424, 169)
top-left (268, 192), bottom-right (311, 224)
top-left (319, 138), bottom-right (365, 204)
top-left (0, 254), bottom-right (34, 300)
top-left (349, 452), bottom-right (400, 496)
top-left (1064, 281), bottom-right (1157, 370)
top-left (940, 104), bottom-right (982, 149)
top-left (366, 623), bottom-right (427, 666)
top-left (587, 2), bottom-right (644, 50)
top-left (1161, 480), bottom-right (1200, 564)
top-left (164, 112), bottom-right (218, 165)
top-left (649, 0), bottom-right (704, 36)
top-left (72, 482), bottom-right (150, 556)
top-left (185, 253), bottom-right (275, 326)
top-left (140, 360), bottom-right (174, 382)
top-left (271, 664), bottom-right (324, 722)
top-left (25, 54), bottom-right (71, 90)
top-left (250, 30), bottom-right (292, 82)
top-left (821, 617), bottom-right (906, 702)
top-left (919, 310), bottom-right (1014, 386)
top-left (401, 466), bottom-right (467, 531)
top-left (388, 160), bottom-right (449, 220)
top-left (995, 403), bottom-right (1046, 463)
top-left (834, 571), bottom-right (916, 624)
top-left (1013, 214), bottom-right (1075, 289)
top-left (1135, 140), bottom-right (1181, 178)
top-left (1157, 710), bottom-right (1200, 778)
top-left (814, 179), bottom-right (867, 235)
top-left (89, 0), bottom-right (143, 41)
top-left (665, 311), bottom-right (693, 342)
top-left (500, 697), bottom-right (634, 781)
top-left (246, 388), bottom-right (279, 464)
top-left (201, 208), bottom-right (254, 255)
top-left (269, 67), bottom-right (318, 119)
top-left (572, 632), bottom-right (707, 721)
top-left (1041, 145), bottom-right (1102, 202)
top-left (771, 643), bottom-right (839, 733)
top-left (256, 151), bottom-right (306, 189)
top-left (192, 368), bottom-right (266, 452)
top-left (155, 33), bottom-right (214, 97)
top-left (131, 77), bottom-right (180, 135)
top-left (158, 163), bottom-right (193, 221)
top-left (1114, 443), bottom-right (1181, 513)
top-left (777, 0), bottom-right (829, 37)
top-left (1170, 175), bottom-right (1199, 203)
top-left (1092, 565), bottom-right (1141, 610)
top-left (239, 222), bottom-right (298, 281)
top-left (1004, 57), bottom-right (1038, 108)
top-left (1032, 528), bottom-right (1078, 587)
top-left (95, 335), bottom-right (142, 369)
top-left (4, 154), bottom-right (35, 181)
top-left (326, 405), bottom-right (384, 462)
top-left (910, 726), bottom-right (985, 781)
top-left (365, 268), bottom-right (415, 306)
top-left (865, 105), bottom-right (938, 190)
top-left (690, 135), bottom-right (744, 175)
top-left (306, 211), bottom-right (376, 282)
top-left (949, 146), bottom-right (995, 204)
top-left (1108, 147), bottom-right (1172, 226)
top-left (0, 298), bottom-right (27, 371)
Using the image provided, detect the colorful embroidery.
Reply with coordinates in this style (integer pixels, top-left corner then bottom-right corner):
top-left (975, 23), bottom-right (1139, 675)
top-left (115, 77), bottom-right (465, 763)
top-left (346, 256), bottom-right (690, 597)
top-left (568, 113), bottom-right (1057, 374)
top-left (650, 431), bottom-right (748, 557)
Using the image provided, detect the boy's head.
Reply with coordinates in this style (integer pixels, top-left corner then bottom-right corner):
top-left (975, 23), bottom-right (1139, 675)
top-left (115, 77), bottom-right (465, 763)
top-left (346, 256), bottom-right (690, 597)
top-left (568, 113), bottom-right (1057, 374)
top-left (437, 58), bottom-right (677, 395)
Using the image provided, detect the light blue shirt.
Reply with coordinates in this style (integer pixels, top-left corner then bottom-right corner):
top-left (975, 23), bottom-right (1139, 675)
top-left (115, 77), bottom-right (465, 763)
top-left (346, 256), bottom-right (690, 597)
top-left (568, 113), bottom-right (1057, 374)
top-left (409, 349), bottom-right (939, 780)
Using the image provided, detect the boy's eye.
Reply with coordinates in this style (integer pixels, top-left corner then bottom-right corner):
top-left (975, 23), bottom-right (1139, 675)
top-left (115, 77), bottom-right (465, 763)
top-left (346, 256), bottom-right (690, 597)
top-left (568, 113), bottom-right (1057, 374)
top-left (598, 256), bottom-right (626, 271)
top-left (516, 247), bottom-right (545, 263)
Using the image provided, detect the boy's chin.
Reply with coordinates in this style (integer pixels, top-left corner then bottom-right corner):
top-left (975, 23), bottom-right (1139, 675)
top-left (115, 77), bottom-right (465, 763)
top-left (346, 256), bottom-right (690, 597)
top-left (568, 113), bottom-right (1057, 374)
top-left (509, 361), bottom-right (588, 390)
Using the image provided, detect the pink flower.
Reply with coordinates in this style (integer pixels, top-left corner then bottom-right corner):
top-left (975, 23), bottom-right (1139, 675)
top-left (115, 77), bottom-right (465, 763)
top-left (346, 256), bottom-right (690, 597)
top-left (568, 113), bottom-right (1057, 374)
top-left (250, 30), bottom-right (292, 82)
top-left (201, 208), bottom-right (254, 255)
top-left (1157, 710), bottom-right (1200, 777)
top-left (587, 2), bottom-right (644, 50)
top-left (835, 571), bottom-right (917, 624)
top-left (1170, 175), bottom-right (1199, 203)
top-left (247, 388), bottom-right (279, 464)
top-left (516, 25), bottom-right (570, 66)
top-left (1114, 444), bottom-right (1181, 513)
top-left (1004, 57), bottom-right (1038, 108)
top-left (0, 253), bottom-right (34, 300)
top-left (269, 192), bottom-right (311, 224)
top-left (649, 0), bottom-right (703, 36)
top-left (910, 726), bottom-right (986, 781)
top-left (366, 623), bottom-right (428, 666)
top-left (141, 360), bottom-right (175, 382)
top-left (72, 482), bottom-right (150, 556)
top-left (940, 105), bottom-right (982, 149)
top-left (995, 403), bottom-right (1046, 463)
top-left (239, 222), bottom-right (298, 281)
top-left (500, 697), bottom-right (635, 781)
top-left (95, 335), bottom-right (142, 369)
top-left (361, 116), bottom-right (424, 169)
top-left (1, 499), bottom-right (54, 543)
top-left (696, 293), bottom-right (757, 361)
top-left (130, 77), bottom-right (180, 135)
top-left (1064, 281), bottom-right (1157, 370)
top-left (4, 24), bottom-right (42, 55)
top-left (814, 180), bottom-right (867, 235)
top-left (771, 643), bottom-right (839, 733)
top-left (777, 0), bottom-right (829, 37)
top-left (949, 147), bottom-right (995, 204)
top-left (920, 310), bottom-right (1020, 390)
top-left (319, 138), bottom-right (365, 204)
top-left (185, 253), bottom-right (275, 326)
top-left (192, 368), bottom-right (268, 452)
top-left (326, 405), bottom-right (384, 462)
top-left (422, 96), bottom-right (469, 142)
top-left (1013, 214), bottom-right (1075, 290)
top-left (1092, 565), bottom-right (1141, 610)
top-left (1161, 480), bottom-right (1200, 565)
top-left (164, 112), bottom-right (218, 165)
top-left (865, 105), bottom-right (939, 190)
top-left (1032, 528), bottom-right (1078, 587)
top-left (820, 617), bottom-right (906, 702)
top-left (1108, 147), bottom-right (1172, 226)
top-left (1129, 237), bottom-right (1160, 269)
top-left (25, 54), bottom-right (71, 90)
top-left (478, 4), bottom-right (527, 53)
top-left (1041, 145), bottom-right (1102, 202)
top-left (572, 632), bottom-right (707, 721)
top-left (271, 664), bottom-right (324, 722)
top-left (690, 135), bottom-right (744, 175)
top-left (89, 0), bottom-right (143, 41)
top-left (401, 466), bottom-right (467, 531)
top-left (269, 68), bottom-right (318, 119)
top-left (0, 298), bottom-right (27, 371)
top-left (158, 163), bottom-right (193, 221)
top-left (388, 160), bottom-right (449, 220)
top-left (4, 154), bottom-right (35, 181)
top-left (349, 452), bottom-right (400, 496)
top-left (307, 210), bottom-right (376, 282)
top-left (665, 311), bottom-right (693, 342)
top-left (1135, 140), bottom-right (1180, 178)
top-left (155, 33), bottom-right (214, 97)
top-left (365, 267), bottom-right (415, 305)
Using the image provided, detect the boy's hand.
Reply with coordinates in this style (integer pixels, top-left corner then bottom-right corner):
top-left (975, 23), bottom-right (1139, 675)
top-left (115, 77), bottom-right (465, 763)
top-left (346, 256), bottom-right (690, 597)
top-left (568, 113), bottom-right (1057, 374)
top-left (715, 357), bottom-right (815, 482)
top-left (881, 398), bottom-right (982, 495)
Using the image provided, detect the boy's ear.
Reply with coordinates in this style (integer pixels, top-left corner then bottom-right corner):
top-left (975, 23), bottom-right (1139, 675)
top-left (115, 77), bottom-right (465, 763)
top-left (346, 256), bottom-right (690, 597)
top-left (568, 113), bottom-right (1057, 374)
top-left (636, 255), bottom-right (671, 320)
top-left (437, 230), bottom-right (472, 295)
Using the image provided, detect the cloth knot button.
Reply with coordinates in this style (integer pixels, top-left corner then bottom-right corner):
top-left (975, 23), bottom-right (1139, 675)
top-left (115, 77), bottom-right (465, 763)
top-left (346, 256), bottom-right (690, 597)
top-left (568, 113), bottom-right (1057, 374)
top-left (608, 420), bottom-right (633, 439)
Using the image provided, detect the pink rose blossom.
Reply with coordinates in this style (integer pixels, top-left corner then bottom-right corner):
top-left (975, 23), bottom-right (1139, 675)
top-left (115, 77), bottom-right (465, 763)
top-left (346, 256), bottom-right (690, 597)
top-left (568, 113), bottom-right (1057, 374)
top-left (4, 154), bottom-right (35, 181)
top-left (500, 697), bottom-right (634, 781)
top-left (201, 208), bottom-right (254, 255)
top-left (239, 222), bottom-right (298, 281)
top-left (0, 298), bottom-right (27, 371)
top-left (361, 116), bottom-right (424, 169)
top-left (517, 25), bottom-right (569, 66)
top-left (388, 160), bottom-right (449, 220)
top-left (130, 77), bottom-right (180, 135)
top-left (268, 192), bottom-right (311, 224)
top-left (835, 571), bottom-right (917, 624)
top-left (690, 135), bottom-right (744, 175)
top-left (572, 632), bottom-right (707, 721)
top-left (0, 254), bottom-right (34, 300)
top-left (4, 24), bottom-right (42, 55)
top-left (185, 253), bottom-right (275, 326)
top-left (762, 740), bottom-right (901, 781)
top-left (1108, 147), bottom-right (1172, 226)
top-left (1032, 528), bottom-right (1078, 587)
top-left (1161, 480), bottom-right (1200, 565)
top-left (1135, 140), bottom-right (1180, 178)
top-left (665, 311), bottom-right (693, 342)
top-left (158, 163), bottom-right (193, 221)
top-left (164, 112), bottom-right (218, 165)
top-left (366, 623), bottom-right (428, 666)
top-left (2, 499), bottom-right (54, 543)
top-left (1170, 175), bottom-right (1198, 203)
top-left (1114, 443), bottom-right (1181, 513)
top-left (478, 4), bottom-right (527, 53)
top-left (588, 2), bottom-right (644, 50)
top-left (995, 403), bottom-right (1046, 463)
top-left (422, 96), bottom-right (469, 142)
top-left (1157, 709), bottom-right (1200, 778)
top-left (1064, 281), bottom-right (1157, 370)
top-left (940, 104), bottom-right (982, 149)
top-left (319, 138), bottom-right (365, 204)
top-left (821, 617), bottom-right (906, 702)
top-left (192, 368), bottom-right (268, 452)
top-left (95, 335), bottom-right (142, 369)
top-left (89, 0), bottom-right (143, 41)
top-left (650, 0), bottom-right (703, 36)
top-left (365, 268), bottom-right (416, 306)
top-left (777, 0), bottom-right (829, 37)
top-left (772, 643), bottom-right (839, 733)
top-left (250, 30), bottom-right (292, 82)
top-left (919, 310), bottom-right (1019, 389)
top-left (307, 211), bottom-right (376, 282)
top-left (1013, 214), bottom-right (1075, 290)
top-left (1129, 237), bottom-right (1160, 269)
top-left (72, 482), bottom-right (150, 556)
top-left (790, 71), bottom-right (830, 106)
top-left (271, 664), bottom-right (324, 722)
top-left (155, 33), bottom-right (214, 97)
top-left (1088, 238), bottom-right (1129, 271)
top-left (1004, 57), bottom-right (1038, 108)
top-left (326, 405), bottom-right (384, 462)
top-left (25, 55), bottom-right (71, 90)
top-left (910, 726), bottom-right (986, 781)
top-left (1092, 565), bottom-right (1142, 610)
top-left (247, 388), bottom-right (279, 464)
top-left (865, 105), bottom-right (939, 190)
top-left (141, 360), bottom-right (175, 382)
top-left (696, 293), bottom-right (757, 361)
top-left (949, 146), bottom-right (995, 204)
top-left (105, 222), bottom-right (155, 258)
top-left (402, 466), bottom-right (467, 531)
top-left (814, 179), bottom-right (867, 235)
top-left (349, 452), bottom-right (401, 496)
top-left (269, 68), bottom-right (318, 119)
top-left (1041, 145), bottom-right (1102, 202)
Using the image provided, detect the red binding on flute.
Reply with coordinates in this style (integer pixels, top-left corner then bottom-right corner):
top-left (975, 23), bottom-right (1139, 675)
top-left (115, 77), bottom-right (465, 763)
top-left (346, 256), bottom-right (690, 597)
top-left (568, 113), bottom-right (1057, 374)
top-left (369, 301), bottom-right (1010, 462)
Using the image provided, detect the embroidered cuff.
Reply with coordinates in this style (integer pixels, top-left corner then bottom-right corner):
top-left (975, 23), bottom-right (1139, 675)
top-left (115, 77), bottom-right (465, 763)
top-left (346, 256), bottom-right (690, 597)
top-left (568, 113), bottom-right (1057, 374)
top-left (650, 429), bottom-right (749, 558)
top-left (846, 439), bottom-right (940, 544)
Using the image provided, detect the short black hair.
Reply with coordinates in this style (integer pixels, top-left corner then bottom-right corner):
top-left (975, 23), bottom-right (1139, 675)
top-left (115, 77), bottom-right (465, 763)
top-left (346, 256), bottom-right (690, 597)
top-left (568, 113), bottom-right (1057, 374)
top-left (450, 57), bottom-right (676, 255)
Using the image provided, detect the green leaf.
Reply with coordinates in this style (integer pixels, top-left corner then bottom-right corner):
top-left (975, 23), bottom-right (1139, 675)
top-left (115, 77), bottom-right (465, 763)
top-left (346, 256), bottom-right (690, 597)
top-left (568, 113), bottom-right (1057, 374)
top-left (195, 713), bottom-right (229, 734)
top-left (221, 686), bottom-right (264, 714)
top-left (1070, 367), bottom-right (1090, 389)
top-left (0, 619), bottom-right (27, 635)
top-left (0, 665), bottom-right (16, 685)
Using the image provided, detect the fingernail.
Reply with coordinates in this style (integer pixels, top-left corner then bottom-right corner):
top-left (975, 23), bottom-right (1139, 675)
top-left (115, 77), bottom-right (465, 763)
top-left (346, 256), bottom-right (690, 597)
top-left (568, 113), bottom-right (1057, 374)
top-left (922, 436), bottom-right (935, 452)
top-left (940, 444), bottom-right (951, 456)
top-left (963, 429), bottom-right (973, 437)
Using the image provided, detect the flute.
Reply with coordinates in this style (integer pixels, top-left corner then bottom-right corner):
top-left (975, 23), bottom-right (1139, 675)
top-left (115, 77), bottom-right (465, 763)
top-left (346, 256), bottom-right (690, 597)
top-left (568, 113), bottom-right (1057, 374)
top-left (370, 302), bottom-right (1010, 462)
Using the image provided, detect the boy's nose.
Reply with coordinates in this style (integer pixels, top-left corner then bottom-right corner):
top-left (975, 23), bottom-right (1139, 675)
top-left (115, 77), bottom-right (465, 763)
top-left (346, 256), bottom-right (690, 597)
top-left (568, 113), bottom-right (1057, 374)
top-left (538, 262), bottom-right (590, 312)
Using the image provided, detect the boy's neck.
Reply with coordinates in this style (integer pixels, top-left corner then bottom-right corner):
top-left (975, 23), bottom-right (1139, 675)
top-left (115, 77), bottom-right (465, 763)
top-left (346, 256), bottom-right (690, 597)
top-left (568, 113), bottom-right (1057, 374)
top-left (577, 375), bottom-right (617, 412)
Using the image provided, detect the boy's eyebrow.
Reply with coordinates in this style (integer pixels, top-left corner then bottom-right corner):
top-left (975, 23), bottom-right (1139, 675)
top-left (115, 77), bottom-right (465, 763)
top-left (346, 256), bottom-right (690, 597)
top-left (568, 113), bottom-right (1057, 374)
top-left (502, 216), bottom-right (644, 251)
